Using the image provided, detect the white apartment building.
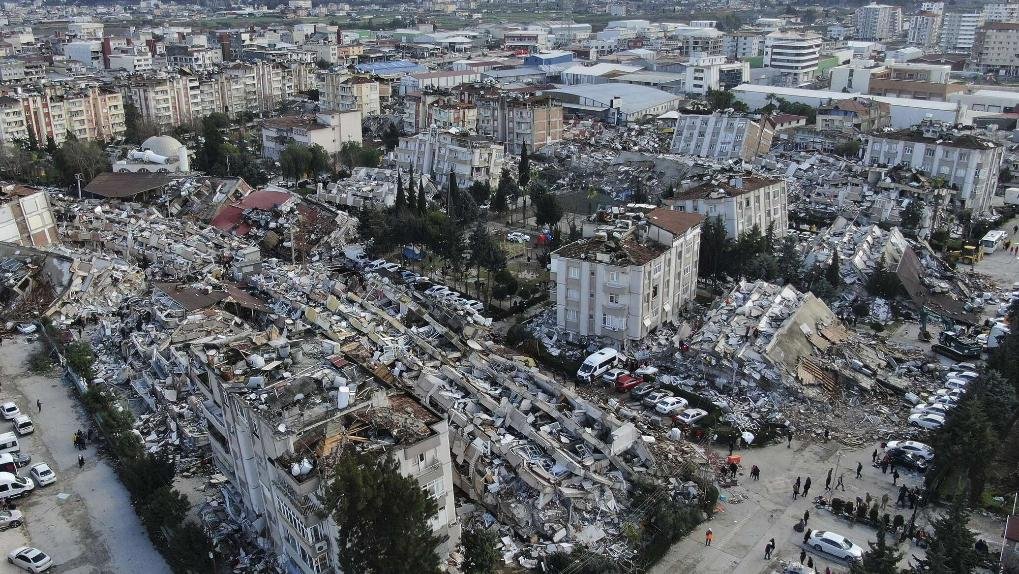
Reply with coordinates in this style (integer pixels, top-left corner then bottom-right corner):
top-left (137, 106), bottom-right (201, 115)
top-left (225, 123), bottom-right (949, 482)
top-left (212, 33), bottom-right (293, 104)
top-left (0, 189), bottom-right (58, 248)
top-left (0, 96), bottom-right (29, 144)
top-left (854, 3), bottom-right (903, 41)
top-left (320, 73), bottom-right (381, 116)
top-left (983, 2), bottom-right (1019, 22)
top-left (763, 30), bottom-right (822, 86)
top-left (503, 30), bottom-right (550, 53)
top-left (192, 335), bottom-right (460, 574)
top-left (863, 119), bottom-right (1004, 213)
top-left (550, 207), bottom-right (703, 345)
top-left (399, 71), bottom-right (481, 95)
top-left (393, 127), bottom-right (504, 190)
top-left (64, 41), bottom-right (103, 69)
top-left (68, 21), bottom-right (104, 40)
top-left (908, 11), bottom-right (943, 48)
top-left (829, 59), bottom-right (885, 93)
top-left (940, 12), bottom-right (984, 53)
top-left (724, 31), bottom-right (764, 58)
top-left (261, 111), bottom-right (362, 160)
top-left (670, 112), bottom-right (775, 162)
top-left (108, 50), bottom-right (154, 73)
top-left (665, 176), bottom-right (788, 240)
top-left (972, 22), bottom-right (1019, 77)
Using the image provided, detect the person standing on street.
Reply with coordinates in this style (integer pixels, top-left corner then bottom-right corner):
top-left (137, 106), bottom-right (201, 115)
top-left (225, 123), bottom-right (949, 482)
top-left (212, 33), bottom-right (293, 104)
top-left (799, 549), bottom-right (806, 564)
top-left (857, 461), bottom-right (863, 478)
top-left (836, 474), bottom-right (845, 491)
top-left (36, 399), bottom-right (41, 413)
top-left (893, 469), bottom-right (900, 485)
top-left (825, 468), bottom-right (833, 491)
top-left (881, 493), bottom-right (890, 509)
top-left (764, 538), bottom-right (775, 559)
top-left (793, 477), bottom-right (801, 500)
top-left (872, 449), bottom-right (878, 463)
top-left (78, 455), bottom-right (85, 469)
top-left (705, 529), bottom-right (713, 546)
top-left (803, 477), bottom-right (812, 497)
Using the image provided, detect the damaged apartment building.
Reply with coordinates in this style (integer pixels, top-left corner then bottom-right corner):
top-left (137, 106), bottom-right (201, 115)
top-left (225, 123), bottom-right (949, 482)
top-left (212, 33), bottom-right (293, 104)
top-left (550, 206), bottom-right (703, 346)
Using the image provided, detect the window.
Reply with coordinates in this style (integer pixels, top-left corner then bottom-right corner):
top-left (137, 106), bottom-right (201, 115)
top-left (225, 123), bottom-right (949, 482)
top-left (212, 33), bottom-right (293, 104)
top-left (608, 293), bottom-right (620, 304)
top-left (608, 271), bottom-right (620, 283)
top-left (567, 288), bottom-right (579, 301)
top-left (924, 148), bottom-right (935, 158)
top-left (568, 266), bottom-right (580, 279)
top-left (652, 284), bottom-right (659, 300)
top-left (566, 308), bottom-right (578, 321)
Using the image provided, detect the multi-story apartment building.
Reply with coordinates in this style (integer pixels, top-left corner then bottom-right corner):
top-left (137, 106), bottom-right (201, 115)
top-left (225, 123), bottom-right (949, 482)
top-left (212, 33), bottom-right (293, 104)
top-left (320, 73), bottom-right (381, 116)
top-left (261, 111), bottom-right (362, 160)
top-left (0, 60), bottom-right (25, 82)
top-left (192, 330), bottom-right (460, 574)
top-left (64, 40), bottom-right (104, 69)
top-left (393, 127), bottom-right (504, 190)
top-left (166, 44), bottom-right (223, 71)
top-left (0, 85), bottom-right (125, 146)
top-left (663, 27), bottom-right (725, 56)
top-left (550, 207), bottom-right (702, 345)
top-left (867, 62), bottom-right (964, 101)
top-left (855, 3), bottom-right (903, 41)
top-left (940, 11), bottom-right (984, 53)
top-left (863, 119), bottom-right (1004, 213)
top-left (983, 2), bottom-right (1019, 22)
top-left (724, 31), bottom-right (764, 58)
top-left (0, 96), bottom-right (29, 144)
top-left (816, 97), bottom-right (891, 132)
top-left (475, 94), bottom-right (563, 154)
top-left (427, 102), bottom-right (477, 132)
top-left (503, 30), bottom-right (550, 53)
top-left (908, 11), bottom-right (943, 48)
top-left (972, 22), bottom-right (1019, 77)
top-left (68, 21), bottom-right (104, 40)
top-left (763, 30), bottom-right (822, 86)
top-left (664, 176), bottom-right (788, 240)
top-left (107, 48), bottom-right (154, 73)
top-left (670, 112), bottom-right (775, 162)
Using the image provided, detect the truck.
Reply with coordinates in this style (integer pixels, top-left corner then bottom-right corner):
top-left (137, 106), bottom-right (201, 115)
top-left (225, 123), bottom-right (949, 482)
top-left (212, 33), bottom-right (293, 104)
top-left (1005, 187), bottom-right (1019, 206)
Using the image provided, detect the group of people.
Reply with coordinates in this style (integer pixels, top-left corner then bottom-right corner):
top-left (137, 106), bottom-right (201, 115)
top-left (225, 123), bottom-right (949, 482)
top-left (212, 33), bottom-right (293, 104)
top-left (72, 427), bottom-right (94, 450)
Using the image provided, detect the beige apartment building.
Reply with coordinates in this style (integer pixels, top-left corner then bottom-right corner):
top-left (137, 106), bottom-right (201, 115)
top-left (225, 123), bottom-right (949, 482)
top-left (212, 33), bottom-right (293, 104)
top-left (320, 73), bottom-right (381, 116)
top-left (393, 127), bottom-right (505, 189)
top-left (0, 85), bottom-right (125, 146)
top-left (665, 176), bottom-right (788, 240)
top-left (476, 95), bottom-right (563, 154)
top-left (0, 188), bottom-right (58, 248)
top-left (261, 111), bottom-right (362, 160)
top-left (550, 207), bottom-right (703, 345)
top-left (671, 112), bottom-right (774, 162)
top-left (972, 22), bottom-right (1019, 77)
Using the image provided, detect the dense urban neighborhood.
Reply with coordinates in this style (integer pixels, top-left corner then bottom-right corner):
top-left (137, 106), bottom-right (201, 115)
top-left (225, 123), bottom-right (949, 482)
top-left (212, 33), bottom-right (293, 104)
top-left (0, 0), bottom-right (1019, 573)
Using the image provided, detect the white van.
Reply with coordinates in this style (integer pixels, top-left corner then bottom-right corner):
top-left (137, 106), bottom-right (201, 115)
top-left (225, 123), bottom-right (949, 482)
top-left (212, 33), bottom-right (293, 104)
top-left (0, 472), bottom-right (33, 500)
top-left (12, 416), bottom-right (32, 436)
top-left (980, 230), bottom-right (1008, 254)
top-left (577, 348), bottom-right (620, 383)
top-left (0, 433), bottom-right (20, 455)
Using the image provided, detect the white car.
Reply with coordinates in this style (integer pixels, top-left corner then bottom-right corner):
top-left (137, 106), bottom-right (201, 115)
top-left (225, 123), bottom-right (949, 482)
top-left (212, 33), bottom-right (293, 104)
top-left (0, 509), bottom-right (22, 531)
top-left (909, 412), bottom-right (946, 430)
top-left (807, 530), bottom-right (864, 562)
top-left (601, 368), bottom-right (628, 385)
top-left (425, 286), bottom-right (451, 297)
top-left (29, 464), bottom-right (55, 487)
top-left (935, 388), bottom-right (965, 402)
top-left (674, 408), bottom-right (708, 425)
top-left (949, 371), bottom-right (979, 381)
top-left (885, 440), bottom-right (934, 461)
top-left (506, 232), bottom-right (530, 243)
top-left (7, 547), bottom-right (52, 573)
top-left (910, 403), bottom-right (952, 417)
top-left (0, 403), bottom-right (19, 421)
top-left (931, 394), bottom-right (959, 408)
top-left (655, 396), bottom-right (690, 415)
top-left (635, 366), bottom-right (660, 379)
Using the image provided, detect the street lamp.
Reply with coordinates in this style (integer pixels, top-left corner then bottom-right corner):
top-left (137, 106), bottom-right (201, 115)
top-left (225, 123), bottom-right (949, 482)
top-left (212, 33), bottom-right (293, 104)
top-left (75, 172), bottom-right (83, 200)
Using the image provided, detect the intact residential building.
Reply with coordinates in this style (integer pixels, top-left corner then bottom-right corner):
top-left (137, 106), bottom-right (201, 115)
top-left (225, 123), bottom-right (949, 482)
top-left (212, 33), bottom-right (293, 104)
top-left (320, 73), bottom-right (382, 116)
top-left (261, 112), bottom-right (362, 160)
top-left (0, 85), bottom-right (126, 146)
top-left (670, 112), bottom-right (775, 161)
top-left (475, 94), bottom-right (563, 154)
top-left (550, 207), bottom-right (703, 345)
top-left (855, 3), bottom-right (904, 41)
top-left (971, 22), bottom-right (1019, 77)
top-left (940, 11), bottom-right (984, 53)
top-left (863, 119), bottom-right (1004, 213)
top-left (665, 176), bottom-right (788, 240)
top-left (724, 31), bottom-right (764, 58)
top-left (399, 70), bottom-right (480, 95)
top-left (867, 62), bottom-right (964, 101)
top-left (763, 30), bottom-right (823, 86)
top-left (908, 11), bottom-right (943, 48)
top-left (393, 127), bottom-right (505, 190)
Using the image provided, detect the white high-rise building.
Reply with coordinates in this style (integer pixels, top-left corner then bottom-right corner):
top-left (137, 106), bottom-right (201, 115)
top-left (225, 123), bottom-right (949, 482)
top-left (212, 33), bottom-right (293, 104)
top-left (940, 12), bottom-right (985, 53)
top-left (854, 3), bottom-right (903, 40)
top-left (908, 11), bottom-right (943, 48)
top-left (983, 2), bottom-right (1019, 22)
top-left (763, 30), bottom-right (822, 86)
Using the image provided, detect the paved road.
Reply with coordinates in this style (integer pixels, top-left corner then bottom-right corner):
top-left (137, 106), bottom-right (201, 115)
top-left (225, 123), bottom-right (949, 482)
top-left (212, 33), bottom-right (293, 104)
top-left (0, 337), bottom-right (170, 574)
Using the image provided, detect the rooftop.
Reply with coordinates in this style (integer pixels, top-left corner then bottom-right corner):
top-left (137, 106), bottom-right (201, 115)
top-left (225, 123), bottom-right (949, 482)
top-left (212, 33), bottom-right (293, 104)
top-left (646, 207), bottom-right (705, 235)
top-left (554, 234), bottom-right (668, 266)
top-left (674, 176), bottom-right (783, 200)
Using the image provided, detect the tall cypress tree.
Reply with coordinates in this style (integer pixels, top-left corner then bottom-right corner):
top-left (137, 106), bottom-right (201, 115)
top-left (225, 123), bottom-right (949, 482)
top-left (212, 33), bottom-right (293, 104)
top-left (447, 168), bottom-right (458, 217)
top-left (417, 177), bottom-right (427, 213)
top-left (850, 526), bottom-right (903, 574)
top-left (395, 171), bottom-right (406, 211)
top-left (827, 250), bottom-right (841, 287)
top-left (518, 143), bottom-right (529, 189)
top-left (407, 167), bottom-right (416, 213)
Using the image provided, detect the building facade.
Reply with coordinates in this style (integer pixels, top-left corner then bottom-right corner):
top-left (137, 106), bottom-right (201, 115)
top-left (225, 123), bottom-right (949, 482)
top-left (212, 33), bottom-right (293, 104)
top-left (854, 3), bottom-right (904, 41)
top-left (670, 112), bottom-right (775, 161)
top-left (972, 22), bottom-right (1019, 77)
top-left (393, 128), bottom-right (505, 190)
top-left (261, 112), bottom-right (363, 160)
top-left (0, 85), bottom-right (125, 146)
top-left (665, 176), bottom-right (788, 240)
top-left (763, 31), bottom-right (822, 86)
top-left (908, 11), bottom-right (943, 48)
top-left (475, 95), bottom-right (563, 154)
top-left (0, 189), bottom-right (58, 248)
top-left (550, 207), bottom-right (702, 345)
top-left (320, 73), bottom-right (381, 116)
top-left (863, 119), bottom-right (1004, 213)
top-left (940, 11), bottom-right (984, 53)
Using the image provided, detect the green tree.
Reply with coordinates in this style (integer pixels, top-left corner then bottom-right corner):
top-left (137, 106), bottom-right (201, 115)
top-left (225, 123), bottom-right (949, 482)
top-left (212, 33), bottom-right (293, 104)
top-left (468, 181), bottom-right (491, 205)
top-left (197, 114), bottom-right (226, 174)
top-left (66, 341), bottom-right (96, 382)
top-left (534, 193), bottom-right (563, 232)
top-left (138, 486), bottom-right (189, 542)
top-left (834, 140), bottom-right (861, 158)
top-left (866, 255), bottom-right (901, 298)
top-left (518, 142), bottom-right (530, 189)
top-left (123, 102), bottom-right (157, 144)
top-left (53, 139), bottom-right (109, 185)
top-left (417, 177), bottom-right (427, 213)
top-left (324, 451), bottom-right (445, 574)
top-left (900, 200), bottom-right (923, 231)
top-left (925, 500), bottom-right (979, 573)
top-left (826, 250), bottom-right (841, 287)
top-left (492, 180), bottom-right (508, 213)
top-left (120, 451), bottom-right (176, 503)
top-left (705, 88), bottom-right (749, 112)
top-left (280, 143), bottom-right (311, 182)
top-left (699, 216), bottom-right (730, 278)
top-left (850, 527), bottom-right (903, 574)
top-left (45, 136), bottom-right (57, 155)
top-left (164, 522), bottom-right (214, 573)
top-left (777, 236), bottom-right (804, 287)
top-left (382, 123), bottom-right (401, 151)
top-left (395, 171), bottom-right (406, 211)
top-left (462, 528), bottom-right (499, 574)
top-left (407, 167), bottom-right (417, 212)
top-left (25, 127), bottom-right (38, 151)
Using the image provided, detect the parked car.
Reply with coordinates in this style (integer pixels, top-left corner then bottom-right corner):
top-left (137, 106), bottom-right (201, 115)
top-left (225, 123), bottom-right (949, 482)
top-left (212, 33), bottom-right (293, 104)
top-left (935, 388), bottom-right (965, 402)
top-left (909, 403), bottom-right (952, 418)
top-left (0, 404), bottom-right (19, 421)
top-left (643, 390), bottom-right (673, 409)
top-left (634, 366), bottom-right (660, 380)
top-left (0, 472), bottom-right (33, 500)
top-left (944, 378), bottom-right (969, 391)
top-left (909, 412), bottom-right (946, 430)
top-left (674, 408), bottom-right (708, 425)
top-left (7, 547), bottom-right (52, 573)
top-left (29, 464), bottom-right (55, 487)
top-left (0, 510), bottom-right (22, 531)
top-left (11, 416), bottom-right (32, 437)
top-left (949, 371), bottom-right (979, 381)
top-left (615, 374), bottom-right (644, 392)
top-left (601, 368), bottom-right (628, 385)
top-left (631, 383), bottom-right (659, 401)
top-left (807, 530), bottom-right (863, 562)
top-left (506, 232), bottom-right (530, 243)
top-left (655, 396), bottom-right (689, 415)
top-left (884, 440), bottom-right (934, 461)
top-left (886, 448), bottom-right (928, 472)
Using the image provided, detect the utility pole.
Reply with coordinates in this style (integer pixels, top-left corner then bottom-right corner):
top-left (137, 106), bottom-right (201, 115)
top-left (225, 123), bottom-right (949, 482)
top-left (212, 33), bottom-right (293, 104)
top-left (75, 173), bottom-right (83, 200)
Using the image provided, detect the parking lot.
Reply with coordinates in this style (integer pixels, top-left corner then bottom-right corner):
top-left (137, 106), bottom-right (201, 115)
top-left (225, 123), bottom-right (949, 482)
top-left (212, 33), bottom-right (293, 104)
top-left (0, 337), bottom-right (169, 574)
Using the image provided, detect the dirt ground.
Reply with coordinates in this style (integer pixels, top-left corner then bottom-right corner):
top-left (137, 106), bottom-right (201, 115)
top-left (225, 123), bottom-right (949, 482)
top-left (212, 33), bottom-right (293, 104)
top-left (0, 337), bottom-right (170, 574)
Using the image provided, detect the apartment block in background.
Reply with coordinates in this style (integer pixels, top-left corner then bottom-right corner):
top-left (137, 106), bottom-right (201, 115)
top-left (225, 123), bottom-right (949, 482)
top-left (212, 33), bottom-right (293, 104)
top-left (671, 112), bottom-right (774, 162)
top-left (393, 127), bottom-right (505, 189)
top-left (261, 112), bottom-right (362, 160)
top-left (476, 94), bottom-right (563, 154)
top-left (665, 176), bottom-right (788, 240)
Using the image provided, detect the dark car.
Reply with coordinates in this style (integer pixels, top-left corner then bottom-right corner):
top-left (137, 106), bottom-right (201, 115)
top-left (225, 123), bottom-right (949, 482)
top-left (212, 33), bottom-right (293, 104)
top-left (631, 383), bottom-right (659, 401)
top-left (887, 447), bottom-right (928, 472)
